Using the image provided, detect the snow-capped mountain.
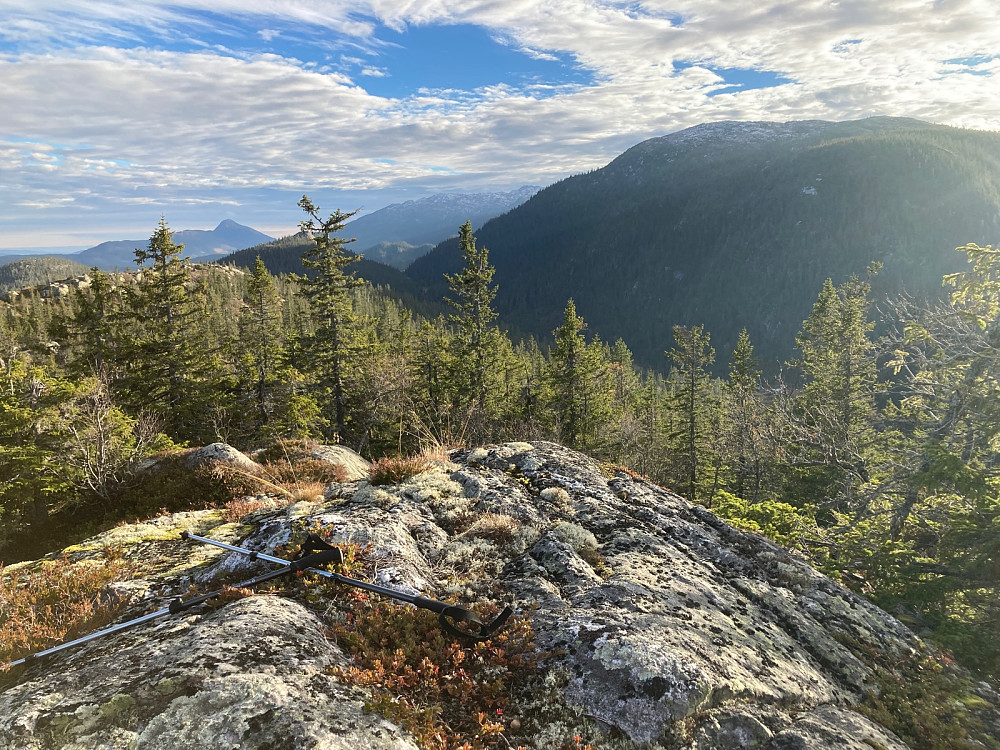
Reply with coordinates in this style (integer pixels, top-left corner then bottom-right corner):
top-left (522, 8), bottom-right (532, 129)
top-left (345, 186), bottom-right (540, 253)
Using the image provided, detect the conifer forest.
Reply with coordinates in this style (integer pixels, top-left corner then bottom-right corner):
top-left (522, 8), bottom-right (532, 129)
top-left (1, 201), bottom-right (999, 685)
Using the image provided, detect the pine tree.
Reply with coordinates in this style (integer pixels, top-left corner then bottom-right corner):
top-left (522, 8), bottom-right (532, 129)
top-left (297, 196), bottom-right (365, 444)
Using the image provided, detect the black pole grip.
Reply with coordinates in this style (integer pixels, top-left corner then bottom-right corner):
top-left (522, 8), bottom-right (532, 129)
top-left (290, 547), bottom-right (344, 572)
top-left (411, 595), bottom-right (450, 614)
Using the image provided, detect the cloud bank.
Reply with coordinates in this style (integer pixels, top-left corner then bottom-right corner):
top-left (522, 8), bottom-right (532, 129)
top-left (1, 0), bottom-right (997, 247)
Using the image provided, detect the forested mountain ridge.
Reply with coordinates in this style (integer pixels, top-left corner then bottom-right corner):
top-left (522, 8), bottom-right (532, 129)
top-left (407, 116), bottom-right (1000, 370)
top-left (216, 232), bottom-right (448, 320)
top-left (0, 257), bottom-right (93, 295)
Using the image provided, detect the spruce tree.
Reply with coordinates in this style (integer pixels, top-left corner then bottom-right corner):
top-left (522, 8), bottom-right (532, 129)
top-left (0, 355), bottom-right (72, 539)
top-left (443, 220), bottom-right (505, 435)
top-left (117, 218), bottom-right (218, 442)
top-left (297, 196), bottom-right (365, 444)
top-left (49, 267), bottom-right (121, 379)
top-left (787, 265), bottom-right (881, 509)
top-left (235, 256), bottom-right (285, 434)
top-left (547, 300), bottom-right (612, 450)
top-left (723, 328), bottom-right (770, 502)
top-left (668, 324), bottom-right (716, 504)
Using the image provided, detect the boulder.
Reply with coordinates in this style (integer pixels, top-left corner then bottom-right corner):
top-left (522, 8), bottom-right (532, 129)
top-left (2, 441), bottom-right (996, 749)
top-left (311, 444), bottom-right (371, 481)
top-left (183, 443), bottom-right (260, 473)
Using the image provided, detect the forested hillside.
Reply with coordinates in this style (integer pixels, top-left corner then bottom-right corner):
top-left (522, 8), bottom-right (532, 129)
top-left (217, 232), bottom-right (446, 319)
top-left (0, 257), bottom-right (92, 294)
top-left (2, 194), bottom-right (1000, 695)
top-left (408, 117), bottom-right (1000, 370)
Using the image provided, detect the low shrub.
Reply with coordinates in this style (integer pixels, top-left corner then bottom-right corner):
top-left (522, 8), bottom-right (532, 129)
top-left (262, 457), bottom-right (348, 485)
top-left (711, 490), bottom-right (819, 553)
top-left (461, 513), bottom-right (523, 545)
top-left (1, 546), bottom-right (135, 669)
top-left (858, 649), bottom-right (999, 750)
top-left (331, 597), bottom-right (535, 749)
top-left (550, 522), bottom-right (598, 552)
top-left (251, 438), bottom-right (318, 465)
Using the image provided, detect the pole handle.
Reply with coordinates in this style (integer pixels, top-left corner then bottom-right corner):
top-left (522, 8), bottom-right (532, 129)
top-left (411, 596), bottom-right (514, 642)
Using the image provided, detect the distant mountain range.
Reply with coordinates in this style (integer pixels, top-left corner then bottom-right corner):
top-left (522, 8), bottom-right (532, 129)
top-left (75, 220), bottom-right (275, 269)
top-left (0, 220), bottom-right (275, 272)
top-left (343, 186), bottom-right (539, 269)
top-left (405, 116), bottom-right (1000, 371)
top-left (0, 187), bottom-right (540, 277)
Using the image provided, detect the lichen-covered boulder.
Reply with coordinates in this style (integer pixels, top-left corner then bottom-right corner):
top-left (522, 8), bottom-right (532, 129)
top-left (183, 442), bottom-right (260, 472)
top-left (0, 595), bottom-right (418, 750)
top-left (2, 441), bottom-right (997, 749)
top-left (311, 444), bottom-right (371, 481)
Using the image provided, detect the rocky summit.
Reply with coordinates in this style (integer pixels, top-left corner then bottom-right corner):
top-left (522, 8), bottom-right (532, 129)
top-left (1, 441), bottom-right (998, 749)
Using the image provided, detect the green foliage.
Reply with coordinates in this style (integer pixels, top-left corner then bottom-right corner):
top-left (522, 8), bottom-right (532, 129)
top-left (858, 649), bottom-right (999, 750)
top-left (0, 257), bottom-right (92, 295)
top-left (56, 267), bottom-right (120, 377)
top-left (785, 265), bottom-right (881, 509)
top-left (711, 490), bottom-right (819, 552)
top-left (720, 329), bottom-right (775, 503)
top-left (0, 355), bottom-right (75, 547)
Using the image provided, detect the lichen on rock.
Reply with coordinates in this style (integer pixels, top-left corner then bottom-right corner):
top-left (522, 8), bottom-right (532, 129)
top-left (2, 440), bottom-right (997, 750)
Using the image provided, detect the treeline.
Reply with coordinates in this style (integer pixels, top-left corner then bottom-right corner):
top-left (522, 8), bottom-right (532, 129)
top-left (1, 203), bottom-right (999, 681)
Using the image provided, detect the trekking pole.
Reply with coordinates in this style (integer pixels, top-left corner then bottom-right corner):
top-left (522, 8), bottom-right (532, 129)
top-left (180, 531), bottom-right (513, 642)
top-left (2, 539), bottom-right (344, 671)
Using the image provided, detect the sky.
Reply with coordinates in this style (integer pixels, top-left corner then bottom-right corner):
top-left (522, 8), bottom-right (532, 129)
top-left (1, 0), bottom-right (998, 252)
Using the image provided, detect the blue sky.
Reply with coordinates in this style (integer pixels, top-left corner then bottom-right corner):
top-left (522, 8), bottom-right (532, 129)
top-left (1, 1), bottom-right (998, 251)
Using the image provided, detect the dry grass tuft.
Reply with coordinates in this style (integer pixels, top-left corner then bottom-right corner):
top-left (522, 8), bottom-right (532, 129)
top-left (261, 458), bottom-right (348, 485)
top-left (369, 455), bottom-right (430, 486)
top-left (460, 513), bottom-right (522, 545)
top-left (221, 495), bottom-right (281, 522)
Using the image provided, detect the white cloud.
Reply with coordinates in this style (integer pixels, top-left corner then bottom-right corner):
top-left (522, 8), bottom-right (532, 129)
top-left (0, 0), bottom-right (998, 247)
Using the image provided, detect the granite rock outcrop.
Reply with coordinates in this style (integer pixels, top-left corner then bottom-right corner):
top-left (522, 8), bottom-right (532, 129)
top-left (2, 441), bottom-right (996, 749)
